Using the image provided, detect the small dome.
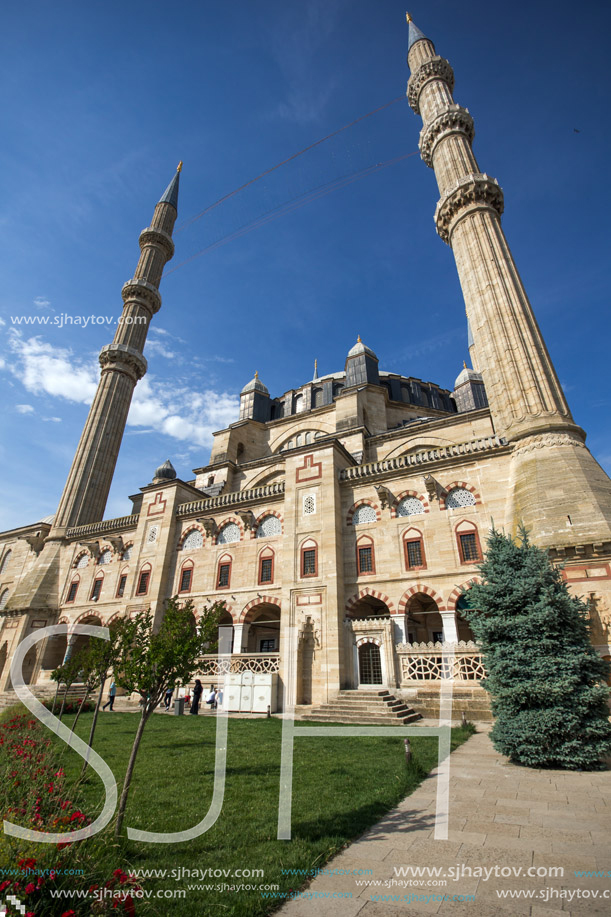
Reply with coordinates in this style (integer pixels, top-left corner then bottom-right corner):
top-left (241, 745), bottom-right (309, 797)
top-left (347, 335), bottom-right (377, 360)
top-left (154, 459), bottom-right (176, 481)
top-left (241, 371), bottom-right (269, 395)
top-left (454, 363), bottom-right (483, 389)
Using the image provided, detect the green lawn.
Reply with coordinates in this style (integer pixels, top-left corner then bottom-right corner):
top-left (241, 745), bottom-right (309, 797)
top-left (12, 711), bottom-right (474, 916)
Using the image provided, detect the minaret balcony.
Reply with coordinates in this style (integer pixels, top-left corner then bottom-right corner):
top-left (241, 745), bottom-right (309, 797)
top-left (435, 173), bottom-right (504, 244)
top-left (121, 278), bottom-right (162, 315)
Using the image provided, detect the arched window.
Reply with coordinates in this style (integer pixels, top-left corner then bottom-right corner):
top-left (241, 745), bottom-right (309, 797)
top-left (116, 569), bottom-right (128, 598)
top-left (98, 549), bottom-right (112, 565)
top-left (66, 577), bottom-right (80, 603)
top-left (352, 504), bottom-right (377, 525)
top-left (312, 387), bottom-right (323, 408)
top-left (396, 496), bottom-right (424, 517)
top-left (403, 528), bottom-right (426, 570)
top-left (294, 393), bottom-right (304, 413)
top-left (217, 523), bottom-right (240, 545)
top-left (0, 550), bottom-right (12, 574)
top-left (136, 563), bottom-right (152, 596)
top-left (300, 539), bottom-right (318, 578)
top-left (0, 589), bottom-right (8, 610)
top-left (446, 487), bottom-right (476, 509)
top-left (216, 554), bottom-right (232, 589)
top-left (121, 545), bottom-right (133, 561)
top-left (256, 515), bottom-right (282, 538)
top-left (75, 552), bottom-right (89, 569)
top-left (182, 529), bottom-right (203, 551)
top-left (455, 521), bottom-right (482, 564)
top-left (90, 574), bottom-right (104, 602)
top-left (356, 535), bottom-right (375, 576)
top-left (179, 561), bottom-right (194, 593)
top-left (258, 547), bottom-right (275, 585)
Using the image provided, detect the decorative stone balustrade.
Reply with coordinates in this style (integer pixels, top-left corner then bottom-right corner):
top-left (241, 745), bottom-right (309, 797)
top-left (396, 641), bottom-right (485, 682)
top-left (66, 515), bottom-right (140, 539)
top-left (339, 435), bottom-right (507, 482)
top-left (177, 482), bottom-right (285, 517)
top-left (196, 653), bottom-right (280, 676)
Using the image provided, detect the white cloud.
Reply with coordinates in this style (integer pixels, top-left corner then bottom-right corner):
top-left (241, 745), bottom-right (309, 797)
top-left (145, 338), bottom-right (176, 360)
top-left (15, 403), bottom-right (35, 414)
top-left (0, 317), bottom-right (6, 327)
top-left (33, 297), bottom-right (53, 311)
top-left (43, 416), bottom-right (62, 423)
top-left (2, 331), bottom-right (238, 448)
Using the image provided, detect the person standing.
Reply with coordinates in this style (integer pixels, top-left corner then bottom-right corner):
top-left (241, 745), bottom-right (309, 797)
top-left (103, 680), bottom-right (116, 711)
top-left (190, 679), bottom-right (203, 715)
top-left (164, 685), bottom-right (174, 710)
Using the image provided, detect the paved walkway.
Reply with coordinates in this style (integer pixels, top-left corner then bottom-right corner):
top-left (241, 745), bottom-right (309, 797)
top-left (277, 731), bottom-right (611, 916)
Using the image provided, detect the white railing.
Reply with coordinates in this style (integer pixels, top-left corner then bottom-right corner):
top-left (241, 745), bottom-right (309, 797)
top-left (196, 653), bottom-right (280, 676)
top-left (66, 515), bottom-right (139, 539)
top-left (396, 641), bottom-right (485, 682)
top-left (177, 483), bottom-right (285, 517)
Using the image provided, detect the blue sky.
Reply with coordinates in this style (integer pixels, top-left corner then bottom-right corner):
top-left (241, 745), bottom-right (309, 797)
top-left (1, 0), bottom-right (610, 531)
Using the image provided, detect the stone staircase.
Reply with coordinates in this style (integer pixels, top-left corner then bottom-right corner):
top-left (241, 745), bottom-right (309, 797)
top-left (300, 689), bottom-right (421, 725)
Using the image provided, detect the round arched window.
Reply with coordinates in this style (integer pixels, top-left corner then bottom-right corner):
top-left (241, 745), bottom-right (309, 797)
top-left (352, 504), bottom-right (377, 525)
top-left (98, 550), bottom-right (112, 565)
top-left (217, 523), bottom-right (240, 544)
top-left (0, 589), bottom-right (9, 610)
top-left (0, 550), bottom-right (11, 574)
top-left (396, 497), bottom-right (424, 517)
top-left (182, 530), bottom-right (204, 551)
top-left (446, 487), bottom-right (476, 509)
top-left (122, 545), bottom-right (133, 561)
top-left (76, 553), bottom-right (89, 569)
top-left (256, 516), bottom-right (282, 538)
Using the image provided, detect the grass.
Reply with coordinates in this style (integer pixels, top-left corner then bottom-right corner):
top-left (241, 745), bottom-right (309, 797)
top-left (6, 708), bottom-right (475, 916)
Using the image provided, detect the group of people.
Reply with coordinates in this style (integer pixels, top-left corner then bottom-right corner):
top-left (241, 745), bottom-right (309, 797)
top-left (189, 681), bottom-right (222, 714)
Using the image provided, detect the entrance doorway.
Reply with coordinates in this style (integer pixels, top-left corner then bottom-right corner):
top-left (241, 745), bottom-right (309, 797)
top-left (358, 642), bottom-right (382, 685)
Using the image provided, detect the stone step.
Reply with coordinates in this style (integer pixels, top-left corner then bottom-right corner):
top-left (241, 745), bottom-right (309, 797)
top-left (313, 702), bottom-right (413, 715)
top-left (337, 690), bottom-right (391, 698)
top-left (300, 712), bottom-right (421, 725)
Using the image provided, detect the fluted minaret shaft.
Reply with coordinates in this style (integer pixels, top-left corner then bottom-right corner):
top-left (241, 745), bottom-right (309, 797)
top-left (407, 28), bottom-right (580, 444)
top-left (52, 168), bottom-right (181, 532)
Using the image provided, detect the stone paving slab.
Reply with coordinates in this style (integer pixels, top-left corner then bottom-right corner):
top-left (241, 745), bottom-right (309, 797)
top-left (276, 731), bottom-right (611, 917)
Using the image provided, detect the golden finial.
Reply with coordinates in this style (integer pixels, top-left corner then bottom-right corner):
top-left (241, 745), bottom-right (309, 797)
top-left (463, 360), bottom-right (467, 369)
top-left (254, 370), bottom-right (259, 379)
top-left (406, 12), bottom-right (412, 24)
top-left (177, 161), bottom-right (183, 172)
top-left (314, 359), bottom-right (318, 372)
top-left (357, 334), bottom-right (362, 343)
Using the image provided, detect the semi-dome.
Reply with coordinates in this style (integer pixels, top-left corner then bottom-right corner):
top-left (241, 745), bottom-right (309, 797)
top-left (153, 459), bottom-right (177, 482)
top-left (241, 371), bottom-right (269, 395)
top-left (347, 335), bottom-right (377, 360)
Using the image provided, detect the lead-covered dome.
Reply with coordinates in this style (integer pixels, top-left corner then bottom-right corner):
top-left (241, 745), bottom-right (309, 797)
top-left (241, 371), bottom-right (269, 395)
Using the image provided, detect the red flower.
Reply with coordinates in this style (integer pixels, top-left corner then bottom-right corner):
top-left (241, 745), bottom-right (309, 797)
top-left (18, 858), bottom-right (36, 869)
top-left (113, 868), bottom-right (124, 879)
top-left (61, 911), bottom-right (77, 917)
top-left (57, 841), bottom-right (71, 850)
top-left (0, 880), bottom-right (11, 892)
top-left (25, 882), bottom-right (36, 894)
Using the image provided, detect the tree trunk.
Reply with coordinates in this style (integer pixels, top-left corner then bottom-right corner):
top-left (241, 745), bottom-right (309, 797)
top-left (69, 689), bottom-right (90, 745)
top-left (81, 678), bottom-right (105, 777)
top-left (58, 683), bottom-right (70, 722)
top-left (114, 708), bottom-right (151, 838)
top-left (50, 681), bottom-right (60, 715)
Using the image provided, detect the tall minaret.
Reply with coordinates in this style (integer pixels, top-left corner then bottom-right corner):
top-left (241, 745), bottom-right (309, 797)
top-left (50, 165), bottom-right (182, 534)
top-left (405, 15), bottom-right (611, 545)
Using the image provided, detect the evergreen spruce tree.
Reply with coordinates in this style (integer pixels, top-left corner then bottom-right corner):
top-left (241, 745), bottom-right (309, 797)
top-left (463, 526), bottom-right (611, 769)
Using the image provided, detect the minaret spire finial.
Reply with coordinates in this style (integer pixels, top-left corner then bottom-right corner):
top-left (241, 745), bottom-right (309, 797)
top-left (177, 161), bottom-right (183, 172)
top-left (313, 358), bottom-right (318, 380)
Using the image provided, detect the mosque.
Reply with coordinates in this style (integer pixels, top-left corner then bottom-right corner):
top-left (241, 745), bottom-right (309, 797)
top-left (1, 17), bottom-right (610, 718)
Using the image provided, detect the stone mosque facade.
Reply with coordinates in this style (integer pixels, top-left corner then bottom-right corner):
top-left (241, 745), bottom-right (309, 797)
top-left (1, 17), bottom-right (611, 716)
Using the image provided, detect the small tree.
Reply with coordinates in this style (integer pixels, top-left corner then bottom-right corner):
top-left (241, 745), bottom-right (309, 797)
top-left (112, 597), bottom-right (221, 837)
top-left (81, 617), bottom-right (129, 777)
top-left (463, 525), bottom-right (611, 769)
top-left (50, 651), bottom-right (83, 722)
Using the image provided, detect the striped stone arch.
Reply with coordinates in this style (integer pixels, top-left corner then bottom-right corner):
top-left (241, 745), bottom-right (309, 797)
top-left (398, 584), bottom-right (447, 613)
top-left (439, 481), bottom-right (481, 510)
top-left (252, 509), bottom-right (284, 540)
top-left (214, 516), bottom-right (245, 545)
top-left (345, 588), bottom-right (396, 614)
top-left (356, 635), bottom-right (382, 647)
top-left (177, 523), bottom-right (206, 549)
top-left (447, 578), bottom-right (481, 612)
top-left (239, 595), bottom-right (282, 624)
top-left (204, 601), bottom-right (235, 624)
top-left (73, 610), bottom-right (104, 625)
top-left (346, 499), bottom-right (382, 526)
top-left (391, 490), bottom-right (430, 518)
top-left (57, 616), bottom-right (70, 626)
top-left (105, 612), bottom-right (126, 627)
top-left (73, 549), bottom-right (91, 568)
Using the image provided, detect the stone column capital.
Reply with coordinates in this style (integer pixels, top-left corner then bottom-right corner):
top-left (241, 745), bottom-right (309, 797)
top-left (99, 343), bottom-right (147, 382)
top-left (435, 172), bottom-right (504, 244)
top-left (407, 55), bottom-right (454, 114)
